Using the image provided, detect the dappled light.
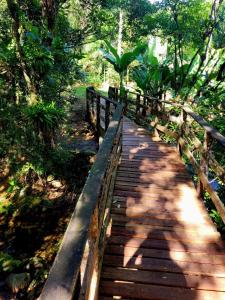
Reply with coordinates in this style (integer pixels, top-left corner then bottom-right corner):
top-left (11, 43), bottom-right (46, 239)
top-left (99, 118), bottom-right (225, 300)
top-left (1, 0), bottom-right (225, 298)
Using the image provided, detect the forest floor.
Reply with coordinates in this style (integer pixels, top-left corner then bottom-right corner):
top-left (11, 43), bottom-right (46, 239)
top-left (0, 91), bottom-right (97, 299)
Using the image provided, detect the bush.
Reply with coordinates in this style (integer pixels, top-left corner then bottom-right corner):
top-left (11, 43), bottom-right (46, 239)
top-left (24, 101), bottom-right (65, 149)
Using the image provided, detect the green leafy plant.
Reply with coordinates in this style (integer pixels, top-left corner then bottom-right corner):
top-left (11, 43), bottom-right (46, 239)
top-left (24, 101), bottom-right (65, 149)
top-left (133, 41), bottom-right (172, 97)
top-left (100, 41), bottom-right (147, 99)
top-left (210, 209), bottom-right (225, 232)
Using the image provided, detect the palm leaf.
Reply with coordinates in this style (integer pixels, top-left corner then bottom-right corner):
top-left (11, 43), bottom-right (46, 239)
top-left (120, 52), bottom-right (136, 71)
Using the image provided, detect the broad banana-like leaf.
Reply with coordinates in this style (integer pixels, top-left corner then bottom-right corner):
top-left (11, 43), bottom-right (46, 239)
top-left (105, 40), bottom-right (120, 63)
top-left (145, 40), bottom-right (158, 67)
top-left (100, 48), bottom-right (116, 65)
top-left (120, 52), bottom-right (136, 71)
top-left (133, 66), bottom-right (153, 93)
top-left (101, 41), bottom-right (147, 75)
top-left (119, 43), bottom-right (148, 72)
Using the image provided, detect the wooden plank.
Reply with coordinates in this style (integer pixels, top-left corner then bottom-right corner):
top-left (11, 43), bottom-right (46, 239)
top-left (118, 165), bottom-right (186, 174)
top-left (114, 180), bottom-right (192, 190)
top-left (110, 207), bottom-right (211, 224)
top-left (100, 280), bottom-right (225, 300)
top-left (112, 199), bottom-right (202, 212)
top-left (116, 170), bottom-right (189, 178)
top-left (113, 189), bottom-right (199, 200)
top-left (105, 245), bottom-right (225, 265)
top-left (101, 267), bottom-right (225, 291)
top-left (110, 213), bottom-right (217, 234)
top-left (120, 158), bottom-right (184, 166)
top-left (110, 214), bottom-right (216, 231)
top-left (103, 255), bottom-right (225, 277)
top-left (110, 225), bottom-right (220, 244)
top-left (115, 176), bottom-right (191, 185)
top-left (108, 236), bottom-right (225, 254)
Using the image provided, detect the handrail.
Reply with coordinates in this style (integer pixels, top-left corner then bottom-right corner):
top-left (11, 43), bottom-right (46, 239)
top-left (40, 89), bottom-right (123, 300)
top-left (109, 86), bottom-right (225, 224)
top-left (183, 107), bottom-right (225, 148)
top-left (87, 87), bottom-right (119, 107)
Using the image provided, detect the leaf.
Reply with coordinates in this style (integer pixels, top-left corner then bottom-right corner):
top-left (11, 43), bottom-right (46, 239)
top-left (100, 48), bottom-right (116, 65)
top-left (120, 52), bottom-right (136, 71)
top-left (105, 40), bottom-right (120, 61)
top-left (132, 43), bottom-right (148, 58)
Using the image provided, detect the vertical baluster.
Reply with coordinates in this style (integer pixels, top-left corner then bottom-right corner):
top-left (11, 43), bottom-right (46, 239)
top-left (86, 88), bottom-right (90, 122)
top-left (96, 95), bottom-right (101, 144)
top-left (178, 109), bottom-right (187, 155)
top-left (105, 100), bottom-right (110, 131)
top-left (124, 90), bottom-right (128, 113)
top-left (197, 131), bottom-right (213, 197)
top-left (91, 92), bottom-right (94, 121)
top-left (136, 93), bottom-right (140, 121)
top-left (142, 95), bottom-right (147, 117)
top-left (108, 87), bottom-right (112, 100)
top-left (152, 99), bottom-right (160, 139)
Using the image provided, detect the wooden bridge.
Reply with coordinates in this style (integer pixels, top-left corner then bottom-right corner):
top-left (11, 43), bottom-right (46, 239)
top-left (40, 87), bottom-right (225, 300)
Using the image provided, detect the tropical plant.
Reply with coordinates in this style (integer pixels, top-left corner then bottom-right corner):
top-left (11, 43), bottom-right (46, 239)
top-left (133, 41), bottom-right (171, 98)
top-left (24, 102), bottom-right (65, 150)
top-left (100, 41), bottom-right (147, 99)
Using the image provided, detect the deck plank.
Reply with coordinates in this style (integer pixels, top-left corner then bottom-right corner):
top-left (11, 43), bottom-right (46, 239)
top-left (99, 118), bottom-right (225, 299)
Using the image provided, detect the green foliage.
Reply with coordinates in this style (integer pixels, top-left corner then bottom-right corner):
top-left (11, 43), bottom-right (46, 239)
top-left (101, 41), bottom-right (147, 96)
top-left (24, 102), bottom-right (65, 132)
top-left (23, 101), bottom-right (65, 149)
top-left (133, 41), bottom-right (172, 96)
top-left (210, 209), bottom-right (225, 232)
top-left (101, 41), bottom-right (147, 74)
top-left (0, 252), bottom-right (22, 273)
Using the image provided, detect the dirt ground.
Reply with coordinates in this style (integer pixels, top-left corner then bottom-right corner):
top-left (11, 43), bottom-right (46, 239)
top-left (0, 96), bottom-right (97, 299)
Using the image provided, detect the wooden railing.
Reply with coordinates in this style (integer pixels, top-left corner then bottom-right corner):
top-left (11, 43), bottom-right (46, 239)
top-left (40, 88), bottom-right (123, 300)
top-left (110, 87), bottom-right (225, 224)
top-left (86, 87), bottom-right (120, 144)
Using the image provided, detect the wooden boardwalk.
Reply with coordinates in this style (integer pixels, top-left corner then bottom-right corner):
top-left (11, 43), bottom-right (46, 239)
top-left (99, 118), bottom-right (225, 300)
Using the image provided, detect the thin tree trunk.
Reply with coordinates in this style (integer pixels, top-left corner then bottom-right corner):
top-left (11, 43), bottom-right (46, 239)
top-left (117, 8), bottom-right (124, 57)
top-left (6, 0), bottom-right (38, 105)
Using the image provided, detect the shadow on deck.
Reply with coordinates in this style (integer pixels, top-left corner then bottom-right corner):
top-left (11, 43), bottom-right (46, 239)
top-left (99, 118), bottom-right (225, 300)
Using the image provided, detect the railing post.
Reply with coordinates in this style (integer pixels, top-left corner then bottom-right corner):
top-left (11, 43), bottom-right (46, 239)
top-left (108, 87), bottom-right (118, 102)
top-left (86, 88), bottom-right (90, 122)
top-left (197, 131), bottom-right (213, 197)
top-left (124, 90), bottom-right (128, 113)
top-left (136, 93), bottom-right (140, 121)
top-left (178, 109), bottom-right (187, 155)
top-left (108, 86), bottom-right (113, 100)
top-left (86, 87), bottom-right (95, 124)
top-left (96, 95), bottom-right (101, 144)
top-left (105, 100), bottom-right (110, 130)
top-left (142, 95), bottom-right (147, 118)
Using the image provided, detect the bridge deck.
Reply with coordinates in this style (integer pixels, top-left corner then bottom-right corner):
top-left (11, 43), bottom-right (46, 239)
top-left (99, 118), bottom-right (225, 300)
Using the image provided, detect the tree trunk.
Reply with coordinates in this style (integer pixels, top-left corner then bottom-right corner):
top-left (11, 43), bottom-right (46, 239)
top-left (42, 0), bottom-right (57, 32)
top-left (6, 0), bottom-right (38, 105)
top-left (117, 8), bottom-right (124, 57)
